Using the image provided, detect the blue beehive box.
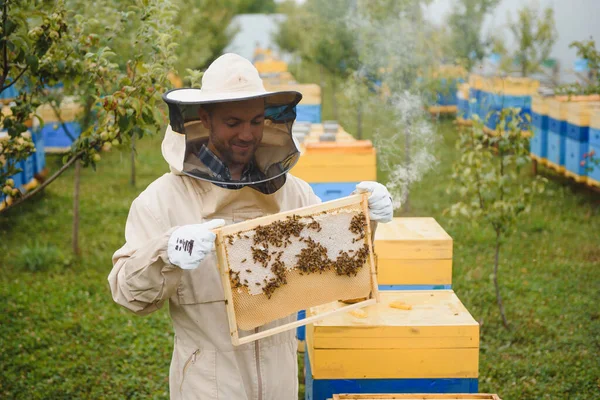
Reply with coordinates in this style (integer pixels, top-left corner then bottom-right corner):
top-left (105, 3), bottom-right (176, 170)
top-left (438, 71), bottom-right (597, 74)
top-left (297, 104), bottom-right (322, 123)
top-left (31, 130), bottom-right (46, 175)
top-left (309, 182), bottom-right (358, 203)
top-left (530, 95), bottom-right (549, 159)
top-left (588, 127), bottom-right (600, 184)
top-left (40, 121), bottom-right (81, 151)
top-left (564, 102), bottom-right (600, 178)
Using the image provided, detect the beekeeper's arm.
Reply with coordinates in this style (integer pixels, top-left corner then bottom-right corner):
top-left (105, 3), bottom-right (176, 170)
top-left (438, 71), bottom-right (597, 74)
top-left (108, 198), bottom-right (223, 315)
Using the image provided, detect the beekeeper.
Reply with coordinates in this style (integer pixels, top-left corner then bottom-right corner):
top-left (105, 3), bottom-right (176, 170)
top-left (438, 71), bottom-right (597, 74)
top-left (108, 53), bottom-right (394, 400)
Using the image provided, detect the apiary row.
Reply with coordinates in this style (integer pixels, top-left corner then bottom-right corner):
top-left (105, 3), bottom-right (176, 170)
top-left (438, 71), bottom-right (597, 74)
top-left (425, 65), bottom-right (467, 116)
top-left (457, 75), bottom-right (539, 134)
top-left (530, 94), bottom-right (600, 188)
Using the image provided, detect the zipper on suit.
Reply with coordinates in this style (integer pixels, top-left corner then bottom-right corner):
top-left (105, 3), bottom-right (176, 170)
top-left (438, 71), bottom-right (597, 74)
top-left (180, 349), bottom-right (200, 392)
top-left (254, 328), bottom-right (263, 400)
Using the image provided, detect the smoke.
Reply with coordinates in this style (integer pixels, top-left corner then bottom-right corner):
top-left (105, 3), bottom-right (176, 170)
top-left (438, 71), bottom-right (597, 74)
top-left (374, 92), bottom-right (438, 209)
top-left (344, 1), bottom-right (439, 210)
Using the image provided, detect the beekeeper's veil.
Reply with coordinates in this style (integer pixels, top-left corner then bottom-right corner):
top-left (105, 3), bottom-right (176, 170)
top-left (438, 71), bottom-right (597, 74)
top-left (161, 53), bottom-right (302, 193)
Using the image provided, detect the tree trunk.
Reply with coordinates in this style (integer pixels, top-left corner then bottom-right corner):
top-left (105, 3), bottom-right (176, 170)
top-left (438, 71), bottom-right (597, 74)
top-left (72, 159), bottom-right (81, 256)
top-left (130, 135), bottom-right (136, 187)
top-left (356, 101), bottom-right (363, 140)
top-left (494, 229), bottom-right (510, 329)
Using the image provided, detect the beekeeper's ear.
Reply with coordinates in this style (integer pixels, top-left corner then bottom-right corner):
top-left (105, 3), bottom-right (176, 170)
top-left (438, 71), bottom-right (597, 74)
top-left (198, 106), bottom-right (211, 130)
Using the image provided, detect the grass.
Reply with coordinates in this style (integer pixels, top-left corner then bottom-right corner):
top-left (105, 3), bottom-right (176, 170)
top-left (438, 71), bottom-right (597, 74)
top-left (1, 119), bottom-right (599, 398)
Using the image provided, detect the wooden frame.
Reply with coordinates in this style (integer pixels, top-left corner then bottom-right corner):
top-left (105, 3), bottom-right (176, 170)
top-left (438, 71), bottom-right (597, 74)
top-left (330, 396), bottom-right (500, 400)
top-left (214, 193), bottom-right (379, 346)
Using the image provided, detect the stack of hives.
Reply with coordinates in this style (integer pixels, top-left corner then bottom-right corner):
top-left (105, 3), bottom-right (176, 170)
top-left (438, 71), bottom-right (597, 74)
top-left (253, 47), bottom-right (289, 79)
top-left (35, 97), bottom-right (83, 153)
top-left (531, 93), bottom-right (600, 188)
top-left (303, 217), bottom-right (480, 400)
top-left (0, 107), bottom-right (46, 210)
top-left (264, 81), bottom-right (322, 123)
top-left (426, 65), bottom-right (467, 115)
top-left (456, 83), bottom-right (471, 125)
top-left (458, 75), bottom-right (539, 135)
top-left (290, 121), bottom-right (376, 202)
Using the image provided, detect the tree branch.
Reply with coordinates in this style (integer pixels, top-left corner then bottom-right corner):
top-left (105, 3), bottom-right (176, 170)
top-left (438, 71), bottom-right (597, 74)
top-left (1, 66), bottom-right (28, 91)
top-left (0, 1), bottom-right (9, 91)
top-left (0, 150), bottom-right (85, 213)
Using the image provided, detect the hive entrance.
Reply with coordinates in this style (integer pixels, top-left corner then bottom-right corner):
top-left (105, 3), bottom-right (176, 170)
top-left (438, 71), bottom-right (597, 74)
top-left (215, 194), bottom-right (379, 345)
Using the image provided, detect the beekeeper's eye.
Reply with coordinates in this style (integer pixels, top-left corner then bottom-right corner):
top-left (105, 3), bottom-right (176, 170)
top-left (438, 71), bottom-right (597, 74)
top-left (251, 117), bottom-right (264, 126)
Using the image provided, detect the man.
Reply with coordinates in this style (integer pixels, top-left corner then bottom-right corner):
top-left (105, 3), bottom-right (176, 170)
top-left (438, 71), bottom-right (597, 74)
top-left (108, 53), bottom-right (393, 400)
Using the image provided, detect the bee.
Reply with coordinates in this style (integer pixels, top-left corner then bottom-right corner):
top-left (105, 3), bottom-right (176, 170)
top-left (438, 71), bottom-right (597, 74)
top-left (245, 269), bottom-right (251, 273)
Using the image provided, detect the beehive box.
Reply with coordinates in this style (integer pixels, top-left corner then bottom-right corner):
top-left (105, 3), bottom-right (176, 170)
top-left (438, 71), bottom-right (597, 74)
top-left (264, 83), bottom-right (321, 105)
top-left (215, 194), bottom-right (379, 346)
top-left (530, 94), bottom-right (550, 161)
top-left (305, 291), bottom-right (480, 400)
top-left (565, 102), bottom-right (600, 179)
top-left (291, 141), bottom-right (377, 183)
top-left (546, 95), bottom-right (600, 168)
top-left (374, 218), bottom-right (452, 290)
top-left (329, 395), bottom-right (501, 400)
top-left (588, 111), bottom-right (600, 186)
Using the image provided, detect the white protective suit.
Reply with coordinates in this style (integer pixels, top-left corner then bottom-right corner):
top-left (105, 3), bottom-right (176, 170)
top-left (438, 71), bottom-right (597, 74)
top-left (108, 123), bottom-right (321, 400)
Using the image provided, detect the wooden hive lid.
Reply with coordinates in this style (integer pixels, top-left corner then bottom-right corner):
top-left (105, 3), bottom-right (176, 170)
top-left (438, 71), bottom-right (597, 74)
top-left (304, 140), bottom-right (374, 153)
top-left (309, 290), bottom-right (479, 343)
top-left (374, 217), bottom-right (452, 260)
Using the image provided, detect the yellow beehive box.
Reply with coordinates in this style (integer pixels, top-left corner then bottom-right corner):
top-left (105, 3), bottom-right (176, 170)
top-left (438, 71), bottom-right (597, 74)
top-left (374, 218), bottom-right (452, 287)
top-left (306, 290), bottom-right (479, 379)
top-left (329, 395), bottom-right (501, 400)
top-left (291, 141), bottom-right (376, 183)
top-left (547, 95), bottom-right (600, 120)
top-left (566, 102), bottom-right (600, 126)
top-left (489, 77), bottom-right (539, 96)
top-left (468, 74), bottom-right (484, 90)
top-left (532, 93), bottom-right (549, 115)
top-left (264, 83), bottom-right (321, 105)
top-left (36, 97), bottom-right (82, 123)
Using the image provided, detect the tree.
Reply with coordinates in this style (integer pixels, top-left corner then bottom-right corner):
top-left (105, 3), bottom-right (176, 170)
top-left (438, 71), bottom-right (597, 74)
top-left (556, 39), bottom-right (600, 95)
top-left (446, 0), bottom-right (500, 71)
top-left (447, 109), bottom-right (546, 328)
top-left (275, 0), bottom-right (359, 119)
top-left (0, 0), bottom-right (181, 257)
top-left (347, 0), bottom-right (438, 212)
top-left (173, 0), bottom-right (239, 73)
top-left (237, 0), bottom-right (276, 13)
top-left (0, 0), bottom-right (72, 202)
top-left (503, 4), bottom-right (557, 77)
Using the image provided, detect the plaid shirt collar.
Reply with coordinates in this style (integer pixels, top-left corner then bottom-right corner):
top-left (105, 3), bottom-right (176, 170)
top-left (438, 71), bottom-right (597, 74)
top-left (198, 144), bottom-right (284, 193)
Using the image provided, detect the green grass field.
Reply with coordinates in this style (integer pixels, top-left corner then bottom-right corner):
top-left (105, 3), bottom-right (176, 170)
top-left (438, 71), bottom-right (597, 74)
top-left (1, 119), bottom-right (599, 399)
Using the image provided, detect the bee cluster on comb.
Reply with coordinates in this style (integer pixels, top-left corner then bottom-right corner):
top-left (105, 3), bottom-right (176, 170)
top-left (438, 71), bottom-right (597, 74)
top-left (223, 210), bottom-right (369, 299)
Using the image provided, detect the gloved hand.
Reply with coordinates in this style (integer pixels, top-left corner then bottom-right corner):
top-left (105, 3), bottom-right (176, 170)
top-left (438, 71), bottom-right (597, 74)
top-left (355, 181), bottom-right (394, 223)
top-left (167, 219), bottom-right (226, 270)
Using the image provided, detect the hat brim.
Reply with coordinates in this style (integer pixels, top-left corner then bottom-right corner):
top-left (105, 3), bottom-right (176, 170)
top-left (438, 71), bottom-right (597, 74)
top-left (162, 88), bottom-right (302, 107)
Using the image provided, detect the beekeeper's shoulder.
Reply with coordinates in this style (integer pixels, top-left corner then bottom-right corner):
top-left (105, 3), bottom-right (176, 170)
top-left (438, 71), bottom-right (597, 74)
top-left (285, 173), bottom-right (320, 205)
top-left (131, 172), bottom-right (195, 214)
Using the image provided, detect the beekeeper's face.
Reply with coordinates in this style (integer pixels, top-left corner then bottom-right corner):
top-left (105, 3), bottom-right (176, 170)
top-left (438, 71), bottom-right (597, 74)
top-left (199, 98), bottom-right (265, 168)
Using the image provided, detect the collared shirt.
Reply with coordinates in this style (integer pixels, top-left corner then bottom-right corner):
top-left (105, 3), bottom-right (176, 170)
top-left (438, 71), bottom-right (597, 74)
top-left (197, 144), bottom-right (283, 194)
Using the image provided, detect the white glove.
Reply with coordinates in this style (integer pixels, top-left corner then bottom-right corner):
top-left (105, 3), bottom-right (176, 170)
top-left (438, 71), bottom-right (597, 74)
top-left (355, 181), bottom-right (394, 223)
top-left (167, 219), bottom-right (225, 270)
